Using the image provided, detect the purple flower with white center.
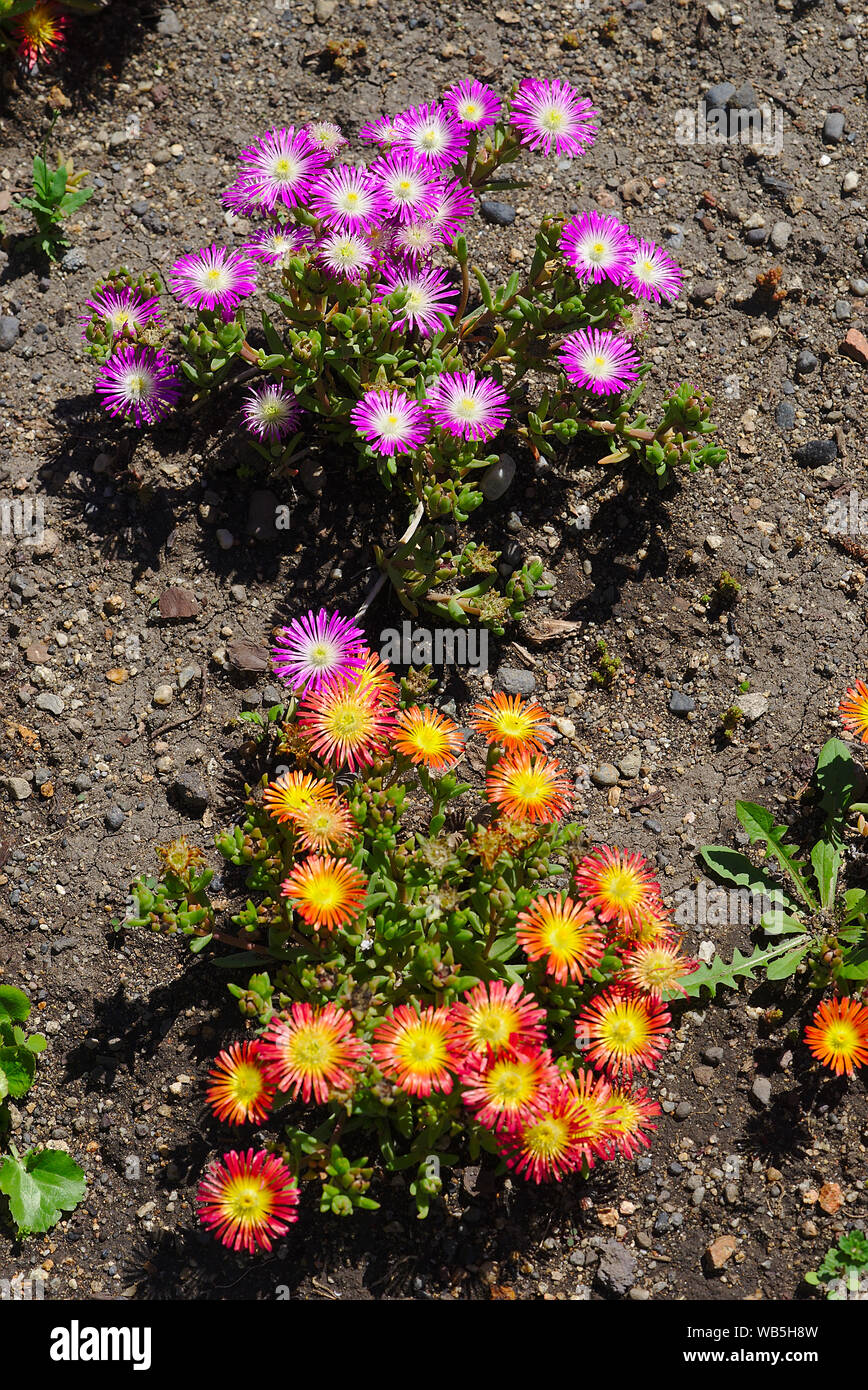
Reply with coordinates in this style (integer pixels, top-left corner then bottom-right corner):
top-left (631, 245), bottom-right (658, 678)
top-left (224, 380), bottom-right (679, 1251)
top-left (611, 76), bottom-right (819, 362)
top-left (358, 114), bottom-right (408, 147)
top-left (350, 388), bottom-right (430, 457)
top-left (241, 382), bottom-right (301, 444)
top-left (428, 178), bottom-right (477, 246)
top-left (425, 371), bottom-right (509, 442)
top-left (368, 151), bottom-right (438, 224)
top-left (95, 345), bottom-right (180, 427)
top-left (309, 165), bottom-right (386, 233)
top-left (509, 78), bottom-right (598, 158)
top-left (557, 328), bottom-right (640, 395)
top-left (271, 608), bottom-right (366, 695)
top-left (80, 286), bottom-right (162, 340)
top-left (624, 239), bottom-right (683, 304)
top-left (238, 126), bottom-right (329, 211)
top-left (396, 102), bottom-right (469, 169)
top-left (317, 229), bottom-right (375, 281)
top-left (561, 211), bottom-right (636, 285)
top-left (304, 120), bottom-right (348, 155)
top-left (222, 173), bottom-right (277, 217)
top-left (442, 79), bottom-right (501, 130)
top-left (169, 245), bottom-right (259, 313)
top-left (373, 264), bottom-right (459, 336)
top-left (242, 225), bottom-right (312, 265)
top-left (393, 220), bottom-right (438, 264)
top-left (366, 221), bottom-right (399, 270)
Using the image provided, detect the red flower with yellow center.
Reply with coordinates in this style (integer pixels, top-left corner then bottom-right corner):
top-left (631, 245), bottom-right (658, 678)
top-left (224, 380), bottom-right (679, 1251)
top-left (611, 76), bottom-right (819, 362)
top-left (568, 1067), bottom-right (621, 1166)
top-left (804, 995), bottom-right (868, 1077)
top-left (262, 770), bottom-right (336, 824)
top-left (299, 676), bottom-right (396, 771)
top-left (573, 846), bottom-right (662, 934)
top-left (516, 892), bottom-right (606, 985)
top-left (392, 705), bottom-right (464, 772)
top-left (372, 1005), bottom-right (459, 1097)
top-left (196, 1148), bottom-right (299, 1253)
top-left (281, 854), bottom-right (367, 931)
top-left (355, 647), bottom-right (401, 703)
top-left (450, 980), bottom-right (547, 1057)
top-left (260, 1002), bottom-right (368, 1103)
top-left (839, 681), bottom-right (868, 743)
top-left (206, 1041), bottom-right (275, 1125)
top-left (622, 938), bottom-right (699, 1001)
top-left (576, 988), bottom-right (671, 1080)
top-left (607, 1084), bottom-right (661, 1159)
top-left (459, 1047), bottom-right (559, 1132)
top-left (13, 2), bottom-right (66, 70)
top-left (288, 796), bottom-right (358, 853)
top-left (498, 1078), bottom-right (588, 1183)
top-left (485, 749), bottom-right (572, 823)
top-left (469, 692), bottom-right (554, 754)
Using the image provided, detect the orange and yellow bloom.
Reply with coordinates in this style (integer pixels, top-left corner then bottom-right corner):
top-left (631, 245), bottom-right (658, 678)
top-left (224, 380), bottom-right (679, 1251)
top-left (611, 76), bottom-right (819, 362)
top-left (622, 938), bottom-right (699, 1001)
top-left (573, 846), bottom-right (662, 935)
top-left (516, 892), bottom-right (606, 985)
top-left (206, 1041), bottom-right (275, 1125)
top-left (499, 1078), bottom-right (587, 1182)
top-left (260, 1002), bottom-right (368, 1103)
top-left (804, 995), bottom-right (868, 1077)
top-left (299, 674), bottom-right (396, 771)
top-left (608, 1084), bottom-right (661, 1159)
top-left (839, 681), bottom-right (868, 743)
top-left (569, 1067), bottom-right (621, 1166)
top-left (485, 749), bottom-right (572, 823)
top-left (469, 692), bottom-right (554, 753)
top-left (459, 1047), bottom-right (559, 1132)
top-left (281, 854), bottom-right (367, 930)
top-left (372, 1004), bottom-right (460, 1097)
top-left (576, 988), bottom-right (670, 1080)
top-left (196, 1148), bottom-right (299, 1253)
top-left (288, 796), bottom-right (358, 853)
top-left (263, 770), bottom-right (336, 824)
top-left (450, 980), bottom-right (547, 1057)
top-left (393, 705), bottom-right (464, 772)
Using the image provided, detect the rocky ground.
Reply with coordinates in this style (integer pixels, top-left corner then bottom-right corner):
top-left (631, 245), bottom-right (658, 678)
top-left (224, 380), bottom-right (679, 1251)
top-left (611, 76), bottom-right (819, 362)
top-left (0, 0), bottom-right (867, 1301)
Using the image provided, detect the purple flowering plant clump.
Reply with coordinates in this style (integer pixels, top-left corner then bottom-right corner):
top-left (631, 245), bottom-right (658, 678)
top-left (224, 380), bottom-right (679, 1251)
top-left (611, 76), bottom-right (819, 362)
top-left (81, 78), bottom-right (725, 632)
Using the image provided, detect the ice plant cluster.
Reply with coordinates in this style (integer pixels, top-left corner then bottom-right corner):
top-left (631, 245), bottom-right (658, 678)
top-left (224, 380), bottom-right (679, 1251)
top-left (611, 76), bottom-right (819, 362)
top-left (82, 78), bottom-right (724, 631)
top-left (127, 610), bottom-right (700, 1245)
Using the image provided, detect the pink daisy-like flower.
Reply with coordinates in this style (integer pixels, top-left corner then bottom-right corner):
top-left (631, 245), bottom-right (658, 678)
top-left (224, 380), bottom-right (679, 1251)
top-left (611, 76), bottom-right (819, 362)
top-left (241, 382), bottom-right (301, 444)
top-left (350, 388), bottom-right (430, 457)
top-left (304, 120), bottom-right (348, 155)
top-left (169, 245), bottom-right (258, 314)
top-left (557, 327), bottom-right (641, 395)
top-left (397, 101), bottom-right (469, 170)
top-left (561, 211), bottom-right (636, 285)
top-left (271, 608), bottom-right (366, 695)
top-left (443, 79), bottom-right (501, 130)
top-left (509, 78), bottom-right (598, 158)
top-left (393, 220), bottom-right (438, 264)
top-left (238, 126), bottom-right (330, 211)
top-left (425, 370), bottom-right (509, 442)
top-left (373, 264), bottom-right (459, 336)
top-left (80, 286), bottom-right (162, 340)
top-left (358, 114), bottom-right (408, 147)
top-left (317, 229), bottom-right (375, 281)
top-left (428, 178), bottom-right (477, 247)
top-left (222, 173), bottom-right (274, 218)
top-left (95, 345), bottom-right (180, 427)
top-left (624, 238), bottom-right (683, 304)
top-left (241, 224), bottom-right (312, 265)
top-left (196, 1148), bottom-right (299, 1254)
top-left (310, 165), bottom-right (386, 233)
top-left (368, 151), bottom-right (438, 224)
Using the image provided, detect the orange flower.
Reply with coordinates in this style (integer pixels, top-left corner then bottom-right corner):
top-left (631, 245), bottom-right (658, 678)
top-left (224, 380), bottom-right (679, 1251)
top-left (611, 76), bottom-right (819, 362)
top-left (498, 1078), bottom-right (588, 1183)
top-left (288, 797), bottom-right (358, 853)
top-left (263, 770), bottom-right (336, 824)
top-left (355, 647), bottom-right (401, 703)
top-left (393, 705), bottom-right (464, 772)
top-left (469, 692), bottom-right (554, 753)
top-left (206, 1041), bottom-right (275, 1125)
top-left (621, 938), bottom-right (699, 1001)
top-left (281, 854), bottom-right (367, 930)
top-left (573, 846), bottom-right (662, 935)
top-left (516, 892), bottom-right (605, 985)
top-left (372, 1005), bottom-right (460, 1097)
top-left (839, 681), bottom-right (868, 743)
top-left (804, 996), bottom-right (868, 1077)
top-left (607, 1084), bottom-right (661, 1159)
top-left (450, 980), bottom-right (547, 1057)
top-left (260, 1002), bottom-right (368, 1103)
top-left (299, 676), bottom-right (396, 771)
top-left (459, 1047), bottom-right (559, 1132)
top-left (14, 2), bottom-right (66, 70)
top-left (576, 988), bottom-right (670, 1080)
top-left (485, 749), bottom-right (572, 823)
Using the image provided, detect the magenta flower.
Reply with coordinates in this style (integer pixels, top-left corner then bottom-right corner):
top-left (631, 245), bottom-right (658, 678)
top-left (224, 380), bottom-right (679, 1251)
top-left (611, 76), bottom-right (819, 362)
top-left (624, 239), bottom-right (683, 304)
top-left (443, 79), bottom-right (501, 130)
top-left (238, 126), bottom-right (329, 211)
top-left (425, 371), bottom-right (509, 442)
top-left (222, 174), bottom-right (275, 217)
top-left (80, 286), bottom-right (162, 340)
top-left (242, 225), bottom-right (312, 265)
top-left (557, 328), bottom-right (641, 395)
top-left (428, 178), bottom-right (477, 247)
top-left (368, 151), bottom-right (438, 223)
top-left (358, 114), bottom-right (408, 147)
top-left (169, 245), bottom-right (258, 313)
top-left (561, 211), bottom-right (636, 285)
top-left (241, 382), bottom-right (301, 444)
top-left (310, 164), bottom-right (386, 233)
top-left (373, 264), bottom-right (459, 336)
top-left (95, 345), bottom-right (180, 427)
top-left (351, 388), bottom-right (430, 457)
top-left (271, 609), bottom-right (366, 695)
top-left (304, 120), bottom-right (348, 155)
top-left (396, 102), bottom-right (469, 169)
top-left (317, 229), bottom-right (375, 280)
top-left (509, 78), bottom-right (598, 158)
top-left (392, 220), bottom-right (438, 263)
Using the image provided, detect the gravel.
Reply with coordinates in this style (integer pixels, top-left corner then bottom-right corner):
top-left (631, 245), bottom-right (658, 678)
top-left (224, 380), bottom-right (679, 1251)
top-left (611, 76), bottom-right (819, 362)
top-left (495, 666), bottom-right (536, 696)
top-left (595, 1240), bottom-right (638, 1298)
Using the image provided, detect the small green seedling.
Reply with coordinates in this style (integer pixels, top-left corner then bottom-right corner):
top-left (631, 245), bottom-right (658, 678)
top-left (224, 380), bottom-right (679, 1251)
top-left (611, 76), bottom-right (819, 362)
top-left (13, 148), bottom-right (92, 262)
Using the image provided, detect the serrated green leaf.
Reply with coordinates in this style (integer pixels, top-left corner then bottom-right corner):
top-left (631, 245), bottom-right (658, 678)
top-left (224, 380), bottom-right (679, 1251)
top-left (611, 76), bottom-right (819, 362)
top-left (0, 1048), bottom-right (36, 1098)
top-left (25, 1034), bottom-right (47, 1054)
top-left (0, 1148), bottom-right (87, 1236)
top-left (764, 943), bottom-right (809, 980)
top-left (680, 937), bottom-right (811, 999)
top-left (698, 846), bottom-right (791, 909)
top-left (735, 802), bottom-right (817, 909)
top-left (815, 738), bottom-right (859, 829)
top-left (0, 987), bottom-right (31, 1024)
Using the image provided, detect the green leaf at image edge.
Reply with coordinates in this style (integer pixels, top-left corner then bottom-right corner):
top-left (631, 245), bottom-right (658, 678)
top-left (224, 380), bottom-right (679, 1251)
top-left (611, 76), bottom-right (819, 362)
top-left (0, 1148), bottom-right (87, 1236)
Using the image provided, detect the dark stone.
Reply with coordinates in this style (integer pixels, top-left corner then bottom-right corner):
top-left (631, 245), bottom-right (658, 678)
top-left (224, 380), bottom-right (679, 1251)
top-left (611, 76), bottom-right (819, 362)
top-left (795, 439), bottom-right (838, 468)
top-left (479, 199), bottom-right (516, 227)
top-left (705, 81), bottom-right (736, 110)
top-left (0, 316), bottom-right (20, 351)
top-left (774, 401), bottom-right (795, 430)
top-left (795, 349), bottom-right (818, 374)
top-left (668, 691), bottom-right (695, 716)
top-left (495, 666), bottom-right (536, 696)
top-left (104, 806), bottom-right (125, 832)
top-left (823, 113), bottom-right (845, 144)
top-left (171, 771), bottom-right (209, 814)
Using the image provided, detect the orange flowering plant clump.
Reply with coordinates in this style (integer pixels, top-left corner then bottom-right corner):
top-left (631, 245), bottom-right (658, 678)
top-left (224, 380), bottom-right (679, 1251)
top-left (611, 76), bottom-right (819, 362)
top-left (126, 609), bottom-right (699, 1249)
